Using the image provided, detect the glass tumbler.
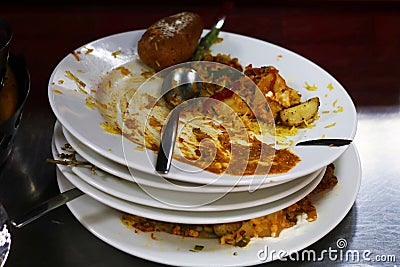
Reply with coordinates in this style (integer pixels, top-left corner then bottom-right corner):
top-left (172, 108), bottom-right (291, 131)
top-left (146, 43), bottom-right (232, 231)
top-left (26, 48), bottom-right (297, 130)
top-left (0, 18), bottom-right (30, 166)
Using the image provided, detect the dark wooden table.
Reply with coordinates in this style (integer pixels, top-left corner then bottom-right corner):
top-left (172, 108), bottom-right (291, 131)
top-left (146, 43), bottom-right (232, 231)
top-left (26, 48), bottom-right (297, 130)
top-left (1, 1), bottom-right (399, 266)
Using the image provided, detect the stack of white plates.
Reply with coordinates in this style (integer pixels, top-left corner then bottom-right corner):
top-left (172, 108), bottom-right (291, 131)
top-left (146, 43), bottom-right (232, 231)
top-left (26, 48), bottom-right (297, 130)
top-left (48, 30), bottom-right (360, 266)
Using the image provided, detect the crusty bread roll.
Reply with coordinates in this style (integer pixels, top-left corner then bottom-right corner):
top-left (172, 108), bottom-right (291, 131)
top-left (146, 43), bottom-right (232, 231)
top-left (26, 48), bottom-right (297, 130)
top-left (137, 12), bottom-right (203, 71)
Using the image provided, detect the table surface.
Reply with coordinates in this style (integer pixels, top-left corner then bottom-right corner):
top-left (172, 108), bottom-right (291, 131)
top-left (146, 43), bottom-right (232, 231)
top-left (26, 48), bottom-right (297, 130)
top-left (1, 1), bottom-right (399, 266)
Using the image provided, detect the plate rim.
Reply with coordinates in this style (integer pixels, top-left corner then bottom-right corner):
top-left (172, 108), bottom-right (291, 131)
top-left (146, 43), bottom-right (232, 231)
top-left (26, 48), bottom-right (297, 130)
top-left (48, 29), bottom-right (358, 186)
top-left (57, 143), bottom-right (362, 266)
top-left (53, 135), bottom-right (325, 224)
top-left (59, 120), bottom-right (304, 192)
top-left (53, 121), bottom-right (324, 212)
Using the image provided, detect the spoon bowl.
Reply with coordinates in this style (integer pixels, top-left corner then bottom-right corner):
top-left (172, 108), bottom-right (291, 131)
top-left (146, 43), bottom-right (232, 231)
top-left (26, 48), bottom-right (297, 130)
top-left (155, 67), bottom-right (202, 174)
top-left (0, 203), bottom-right (11, 267)
top-left (162, 67), bottom-right (202, 109)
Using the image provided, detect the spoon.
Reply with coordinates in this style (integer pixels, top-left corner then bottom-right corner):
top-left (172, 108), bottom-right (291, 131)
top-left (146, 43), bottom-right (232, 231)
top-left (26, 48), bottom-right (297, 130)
top-left (0, 203), bottom-right (11, 267)
top-left (155, 67), bottom-right (201, 174)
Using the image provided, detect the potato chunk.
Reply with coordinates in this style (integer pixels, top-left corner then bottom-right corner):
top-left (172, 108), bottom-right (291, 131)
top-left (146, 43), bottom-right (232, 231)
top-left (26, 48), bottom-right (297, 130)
top-left (279, 97), bottom-right (320, 126)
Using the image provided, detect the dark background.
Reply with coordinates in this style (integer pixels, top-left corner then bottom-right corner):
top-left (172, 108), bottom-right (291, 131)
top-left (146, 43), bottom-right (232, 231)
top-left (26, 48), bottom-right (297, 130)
top-left (3, 0), bottom-right (400, 107)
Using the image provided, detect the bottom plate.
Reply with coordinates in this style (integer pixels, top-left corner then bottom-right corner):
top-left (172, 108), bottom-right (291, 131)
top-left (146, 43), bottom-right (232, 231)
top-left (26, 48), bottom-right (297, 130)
top-left (57, 144), bottom-right (361, 266)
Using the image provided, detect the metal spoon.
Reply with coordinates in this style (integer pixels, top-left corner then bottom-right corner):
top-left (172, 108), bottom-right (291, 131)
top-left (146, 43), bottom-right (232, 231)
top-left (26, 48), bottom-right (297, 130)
top-left (155, 67), bottom-right (202, 174)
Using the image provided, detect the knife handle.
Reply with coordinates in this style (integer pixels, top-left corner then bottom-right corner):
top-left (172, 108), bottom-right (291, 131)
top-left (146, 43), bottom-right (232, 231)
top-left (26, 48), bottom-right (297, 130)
top-left (155, 108), bottom-right (180, 174)
top-left (296, 138), bottom-right (352, 146)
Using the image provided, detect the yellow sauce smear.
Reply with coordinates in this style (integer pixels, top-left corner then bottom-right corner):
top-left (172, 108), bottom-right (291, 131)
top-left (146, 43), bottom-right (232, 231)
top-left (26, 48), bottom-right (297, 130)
top-left (100, 122), bottom-right (121, 135)
top-left (52, 89), bottom-right (63, 95)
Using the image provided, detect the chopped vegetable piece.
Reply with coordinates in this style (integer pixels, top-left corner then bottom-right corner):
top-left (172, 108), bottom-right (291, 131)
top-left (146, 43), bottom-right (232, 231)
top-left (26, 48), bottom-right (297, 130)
top-left (190, 245), bottom-right (205, 252)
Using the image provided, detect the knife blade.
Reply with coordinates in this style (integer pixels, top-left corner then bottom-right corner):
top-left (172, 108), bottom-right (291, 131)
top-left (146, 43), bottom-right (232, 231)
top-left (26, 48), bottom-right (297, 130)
top-left (296, 138), bottom-right (352, 147)
top-left (11, 187), bottom-right (84, 229)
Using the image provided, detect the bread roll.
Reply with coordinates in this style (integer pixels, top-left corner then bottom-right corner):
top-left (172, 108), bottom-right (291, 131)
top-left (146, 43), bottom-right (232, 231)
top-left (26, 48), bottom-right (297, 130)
top-left (137, 12), bottom-right (203, 71)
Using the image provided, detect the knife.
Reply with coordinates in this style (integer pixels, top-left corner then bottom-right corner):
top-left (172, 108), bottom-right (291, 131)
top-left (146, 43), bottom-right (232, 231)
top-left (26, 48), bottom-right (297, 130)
top-left (11, 187), bottom-right (84, 228)
top-left (296, 138), bottom-right (352, 147)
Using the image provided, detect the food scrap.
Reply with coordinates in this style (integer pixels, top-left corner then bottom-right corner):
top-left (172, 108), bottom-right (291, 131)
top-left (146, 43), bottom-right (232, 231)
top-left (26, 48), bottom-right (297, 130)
top-left (120, 164), bottom-right (338, 248)
top-left (304, 81), bottom-right (318, 91)
top-left (65, 70), bottom-right (87, 93)
top-left (190, 245), bottom-right (205, 252)
top-left (111, 50), bottom-right (122, 58)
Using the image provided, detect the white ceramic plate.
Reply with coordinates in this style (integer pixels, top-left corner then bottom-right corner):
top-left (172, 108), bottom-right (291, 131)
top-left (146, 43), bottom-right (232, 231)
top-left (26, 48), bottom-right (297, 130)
top-left (54, 135), bottom-right (324, 224)
top-left (48, 30), bottom-right (357, 186)
top-left (53, 122), bottom-right (323, 211)
top-left (59, 144), bottom-right (361, 266)
top-left (58, 120), bottom-right (312, 192)
top-left (57, 167), bottom-right (324, 224)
